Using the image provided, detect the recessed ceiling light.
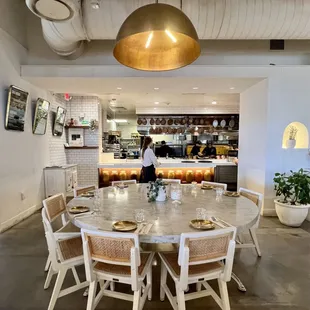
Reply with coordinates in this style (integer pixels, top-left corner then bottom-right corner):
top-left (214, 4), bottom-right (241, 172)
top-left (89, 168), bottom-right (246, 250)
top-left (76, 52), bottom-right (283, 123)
top-left (230, 87), bottom-right (235, 90)
top-left (117, 87), bottom-right (122, 90)
top-left (193, 87), bottom-right (199, 90)
top-left (154, 101), bottom-right (159, 104)
top-left (211, 100), bottom-right (217, 105)
top-left (154, 87), bottom-right (159, 90)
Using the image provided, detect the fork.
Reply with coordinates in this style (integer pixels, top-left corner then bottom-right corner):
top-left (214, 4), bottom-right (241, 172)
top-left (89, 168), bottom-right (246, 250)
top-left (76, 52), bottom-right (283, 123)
top-left (210, 216), bottom-right (232, 227)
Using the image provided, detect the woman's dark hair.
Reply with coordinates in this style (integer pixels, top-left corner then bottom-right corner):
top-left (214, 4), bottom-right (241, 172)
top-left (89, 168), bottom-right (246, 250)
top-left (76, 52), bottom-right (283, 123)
top-left (142, 136), bottom-right (153, 158)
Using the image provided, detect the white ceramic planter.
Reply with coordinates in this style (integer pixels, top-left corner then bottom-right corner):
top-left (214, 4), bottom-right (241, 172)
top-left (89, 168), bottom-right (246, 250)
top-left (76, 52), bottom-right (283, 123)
top-left (286, 139), bottom-right (296, 149)
top-left (156, 187), bottom-right (167, 202)
top-left (306, 209), bottom-right (310, 222)
top-left (274, 199), bottom-right (310, 227)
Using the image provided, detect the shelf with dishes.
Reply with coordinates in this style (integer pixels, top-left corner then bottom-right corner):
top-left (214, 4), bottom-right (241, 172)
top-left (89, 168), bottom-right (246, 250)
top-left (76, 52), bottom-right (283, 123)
top-left (137, 115), bottom-right (239, 129)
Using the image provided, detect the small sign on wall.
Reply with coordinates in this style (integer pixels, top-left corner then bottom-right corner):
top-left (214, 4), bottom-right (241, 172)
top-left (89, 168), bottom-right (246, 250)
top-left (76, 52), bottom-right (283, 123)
top-left (68, 128), bottom-right (84, 146)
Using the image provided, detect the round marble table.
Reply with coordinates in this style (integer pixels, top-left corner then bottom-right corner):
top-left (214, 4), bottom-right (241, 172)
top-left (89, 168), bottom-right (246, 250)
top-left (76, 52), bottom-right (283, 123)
top-left (68, 184), bottom-right (259, 244)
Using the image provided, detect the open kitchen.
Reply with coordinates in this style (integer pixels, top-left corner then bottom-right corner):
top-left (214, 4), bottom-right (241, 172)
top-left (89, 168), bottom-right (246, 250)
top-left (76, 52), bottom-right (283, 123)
top-left (100, 113), bottom-right (239, 190)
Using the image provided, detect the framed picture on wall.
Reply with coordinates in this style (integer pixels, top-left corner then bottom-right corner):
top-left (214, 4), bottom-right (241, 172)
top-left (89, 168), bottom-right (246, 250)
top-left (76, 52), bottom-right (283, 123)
top-left (33, 98), bottom-right (50, 135)
top-left (5, 85), bottom-right (29, 131)
top-left (53, 106), bottom-right (67, 136)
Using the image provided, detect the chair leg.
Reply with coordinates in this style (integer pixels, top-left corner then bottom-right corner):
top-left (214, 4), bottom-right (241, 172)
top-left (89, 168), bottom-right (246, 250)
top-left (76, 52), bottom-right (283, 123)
top-left (176, 286), bottom-right (186, 310)
top-left (160, 262), bottom-right (168, 301)
top-left (86, 280), bottom-right (97, 310)
top-left (196, 283), bottom-right (202, 292)
top-left (132, 289), bottom-right (141, 310)
top-left (110, 281), bottom-right (115, 291)
top-left (147, 268), bottom-right (152, 301)
top-left (47, 268), bottom-right (67, 310)
top-left (45, 255), bottom-right (51, 272)
top-left (44, 265), bottom-right (55, 290)
top-left (218, 279), bottom-right (230, 310)
top-left (249, 228), bottom-right (262, 257)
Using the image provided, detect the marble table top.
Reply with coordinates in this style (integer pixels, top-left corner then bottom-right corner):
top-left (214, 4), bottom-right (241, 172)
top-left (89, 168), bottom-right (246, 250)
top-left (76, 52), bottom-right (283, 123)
top-left (68, 184), bottom-right (259, 243)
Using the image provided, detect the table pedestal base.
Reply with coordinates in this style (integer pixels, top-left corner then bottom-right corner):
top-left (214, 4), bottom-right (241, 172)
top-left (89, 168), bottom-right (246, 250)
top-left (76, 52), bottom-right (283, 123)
top-left (231, 272), bottom-right (247, 292)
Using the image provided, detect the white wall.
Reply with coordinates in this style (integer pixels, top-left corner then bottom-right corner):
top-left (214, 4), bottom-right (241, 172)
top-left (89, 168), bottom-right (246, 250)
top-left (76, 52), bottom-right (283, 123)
top-left (240, 76), bottom-right (310, 215)
top-left (239, 79), bottom-right (268, 198)
top-left (263, 76), bottom-right (310, 214)
top-left (0, 0), bottom-right (28, 48)
top-left (0, 29), bottom-right (62, 231)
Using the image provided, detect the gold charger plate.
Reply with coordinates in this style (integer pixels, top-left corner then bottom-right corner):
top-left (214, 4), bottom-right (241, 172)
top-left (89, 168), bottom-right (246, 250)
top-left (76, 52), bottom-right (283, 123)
top-left (201, 185), bottom-right (213, 190)
top-left (81, 192), bottom-right (95, 197)
top-left (224, 191), bottom-right (240, 197)
top-left (190, 219), bottom-right (215, 230)
top-left (112, 221), bottom-right (137, 232)
top-left (69, 206), bottom-right (90, 214)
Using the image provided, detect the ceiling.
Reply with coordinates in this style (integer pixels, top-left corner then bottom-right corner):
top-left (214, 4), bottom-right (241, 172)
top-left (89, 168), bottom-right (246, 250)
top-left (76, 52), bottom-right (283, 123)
top-left (31, 77), bottom-right (262, 114)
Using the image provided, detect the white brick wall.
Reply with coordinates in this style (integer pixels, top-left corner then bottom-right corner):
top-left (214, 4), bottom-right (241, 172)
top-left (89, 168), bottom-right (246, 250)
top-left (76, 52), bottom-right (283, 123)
top-left (48, 94), bottom-right (67, 166)
top-left (65, 96), bottom-right (100, 186)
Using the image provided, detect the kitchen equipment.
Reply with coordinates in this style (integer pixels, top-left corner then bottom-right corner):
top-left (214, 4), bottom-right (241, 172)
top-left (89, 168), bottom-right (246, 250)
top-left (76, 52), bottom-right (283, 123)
top-left (204, 119), bottom-right (210, 125)
top-left (137, 118), bottom-right (142, 125)
top-left (161, 118), bottom-right (166, 125)
top-left (213, 119), bottom-right (218, 127)
top-left (162, 127), bottom-right (168, 134)
top-left (150, 118), bottom-right (155, 125)
top-left (168, 118), bottom-right (173, 125)
top-left (174, 119), bottom-right (179, 125)
top-left (199, 118), bottom-right (204, 125)
top-left (229, 119), bottom-right (235, 128)
top-left (168, 127), bottom-right (173, 134)
top-left (142, 118), bottom-right (147, 125)
top-left (157, 127), bottom-right (163, 134)
top-left (172, 128), bottom-right (177, 134)
top-left (155, 118), bottom-right (161, 125)
top-left (181, 118), bottom-right (186, 125)
top-left (193, 118), bottom-right (199, 125)
top-left (220, 119), bottom-right (226, 128)
top-left (188, 118), bottom-right (193, 124)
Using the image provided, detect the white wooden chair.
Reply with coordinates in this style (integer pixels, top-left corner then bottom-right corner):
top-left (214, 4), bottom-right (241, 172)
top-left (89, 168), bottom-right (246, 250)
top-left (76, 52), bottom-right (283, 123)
top-left (111, 180), bottom-right (137, 186)
top-left (81, 228), bottom-right (155, 310)
top-left (42, 193), bottom-right (80, 289)
top-left (42, 208), bottom-right (88, 310)
top-left (237, 188), bottom-right (263, 257)
top-left (159, 227), bottom-right (236, 310)
top-left (74, 185), bottom-right (97, 197)
top-left (201, 181), bottom-right (227, 191)
top-left (161, 179), bottom-right (181, 184)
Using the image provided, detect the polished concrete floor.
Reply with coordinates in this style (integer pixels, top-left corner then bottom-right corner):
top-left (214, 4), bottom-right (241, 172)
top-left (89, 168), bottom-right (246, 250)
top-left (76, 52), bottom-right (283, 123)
top-left (0, 213), bottom-right (310, 310)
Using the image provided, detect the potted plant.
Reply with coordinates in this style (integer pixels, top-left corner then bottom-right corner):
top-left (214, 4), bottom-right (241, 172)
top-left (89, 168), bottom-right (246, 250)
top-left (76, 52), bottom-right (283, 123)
top-left (286, 125), bottom-right (298, 148)
top-left (274, 169), bottom-right (310, 227)
top-left (147, 179), bottom-right (167, 202)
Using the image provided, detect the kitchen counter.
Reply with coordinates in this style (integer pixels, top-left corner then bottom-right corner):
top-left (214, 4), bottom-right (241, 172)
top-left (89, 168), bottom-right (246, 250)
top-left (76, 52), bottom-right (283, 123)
top-left (97, 158), bottom-right (236, 168)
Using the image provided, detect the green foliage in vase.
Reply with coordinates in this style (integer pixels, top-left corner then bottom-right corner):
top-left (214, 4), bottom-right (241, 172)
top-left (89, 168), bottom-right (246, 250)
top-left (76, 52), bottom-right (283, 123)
top-left (274, 169), bottom-right (310, 205)
top-left (147, 179), bottom-right (166, 202)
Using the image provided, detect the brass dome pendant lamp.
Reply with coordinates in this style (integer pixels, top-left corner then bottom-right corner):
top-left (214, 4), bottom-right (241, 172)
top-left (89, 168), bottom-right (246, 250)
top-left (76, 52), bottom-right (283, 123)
top-left (113, 1), bottom-right (201, 71)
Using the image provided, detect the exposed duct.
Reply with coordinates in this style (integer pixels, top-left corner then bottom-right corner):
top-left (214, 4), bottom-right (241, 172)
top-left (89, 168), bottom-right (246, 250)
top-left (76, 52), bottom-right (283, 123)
top-left (26, 0), bottom-right (310, 59)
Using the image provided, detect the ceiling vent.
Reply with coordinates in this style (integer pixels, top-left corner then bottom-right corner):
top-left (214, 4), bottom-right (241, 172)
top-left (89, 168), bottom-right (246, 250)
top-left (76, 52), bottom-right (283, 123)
top-left (26, 0), bottom-right (78, 22)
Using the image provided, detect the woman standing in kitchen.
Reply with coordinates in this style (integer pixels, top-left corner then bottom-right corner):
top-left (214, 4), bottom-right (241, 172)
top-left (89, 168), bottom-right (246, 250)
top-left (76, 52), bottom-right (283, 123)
top-left (140, 136), bottom-right (160, 183)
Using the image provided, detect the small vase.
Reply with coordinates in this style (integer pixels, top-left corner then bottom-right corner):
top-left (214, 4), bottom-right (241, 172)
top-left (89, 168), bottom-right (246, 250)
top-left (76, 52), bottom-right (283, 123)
top-left (286, 139), bottom-right (296, 149)
top-left (156, 186), bottom-right (167, 202)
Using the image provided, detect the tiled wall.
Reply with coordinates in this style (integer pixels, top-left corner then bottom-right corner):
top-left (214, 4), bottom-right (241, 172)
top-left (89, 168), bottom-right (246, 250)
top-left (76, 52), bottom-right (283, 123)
top-left (66, 149), bottom-right (98, 186)
top-left (48, 94), bottom-right (67, 166)
top-left (65, 96), bottom-right (100, 186)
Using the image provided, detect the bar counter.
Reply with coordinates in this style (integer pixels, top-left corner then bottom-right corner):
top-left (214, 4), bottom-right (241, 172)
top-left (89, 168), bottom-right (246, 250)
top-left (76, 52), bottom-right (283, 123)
top-left (98, 159), bottom-right (237, 188)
